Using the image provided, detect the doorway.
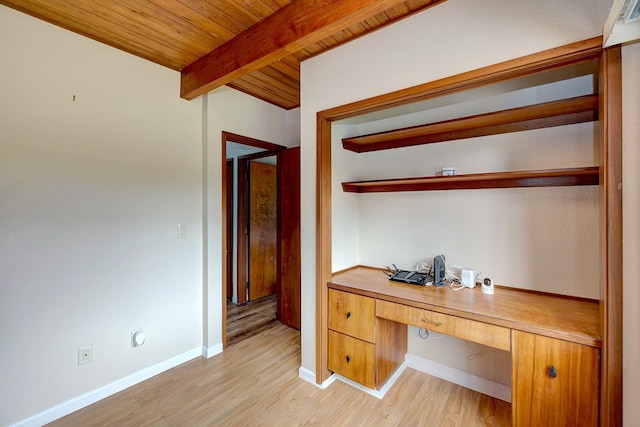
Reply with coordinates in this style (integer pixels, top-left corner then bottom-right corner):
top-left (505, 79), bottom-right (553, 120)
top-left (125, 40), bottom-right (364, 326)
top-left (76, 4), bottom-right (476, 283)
top-left (222, 132), bottom-right (301, 348)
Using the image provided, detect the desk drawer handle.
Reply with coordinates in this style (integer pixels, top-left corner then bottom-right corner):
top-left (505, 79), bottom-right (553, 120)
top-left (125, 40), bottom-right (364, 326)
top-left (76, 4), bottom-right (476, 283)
top-left (420, 317), bottom-right (442, 327)
top-left (346, 355), bottom-right (351, 364)
top-left (548, 365), bottom-right (557, 379)
top-left (346, 311), bottom-right (351, 319)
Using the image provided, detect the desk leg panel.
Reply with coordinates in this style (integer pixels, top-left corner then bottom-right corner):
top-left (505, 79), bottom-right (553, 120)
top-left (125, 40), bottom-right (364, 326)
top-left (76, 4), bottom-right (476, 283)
top-left (376, 318), bottom-right (407, 389)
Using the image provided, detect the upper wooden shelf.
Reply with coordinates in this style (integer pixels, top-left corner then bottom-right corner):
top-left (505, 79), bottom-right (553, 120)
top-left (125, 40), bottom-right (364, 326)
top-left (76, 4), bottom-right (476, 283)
top-left (342, 94), bottom-right (599, 153)
top-left (342, 167), bottom-right (599, 193)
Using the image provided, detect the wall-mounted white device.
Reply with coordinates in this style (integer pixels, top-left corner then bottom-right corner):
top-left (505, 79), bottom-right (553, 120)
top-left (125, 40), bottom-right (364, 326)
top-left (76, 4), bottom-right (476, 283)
top-left (441, 167), bottom-right (455, 176)
top-left (132, 329), bottom-right (146, 347)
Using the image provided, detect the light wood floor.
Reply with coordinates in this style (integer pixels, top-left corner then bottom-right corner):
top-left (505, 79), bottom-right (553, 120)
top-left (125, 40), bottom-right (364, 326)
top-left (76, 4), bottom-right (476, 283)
top-left (49, 323), bottom-right (511, 426)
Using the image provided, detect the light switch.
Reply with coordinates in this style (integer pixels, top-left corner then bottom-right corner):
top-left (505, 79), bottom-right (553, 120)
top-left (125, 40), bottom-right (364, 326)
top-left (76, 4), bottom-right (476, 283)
top-left (177, 223), bottom-right (187, 238)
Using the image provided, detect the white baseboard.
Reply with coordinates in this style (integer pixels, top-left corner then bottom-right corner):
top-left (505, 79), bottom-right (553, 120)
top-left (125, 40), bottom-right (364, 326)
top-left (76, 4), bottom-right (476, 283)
top-left (297, 366), bottom-right (343, 390)
top-left (379, 360), bottom-right (408, 397)
top-left (12, 348), bottom-right (202, 427)
top-left (202, 343), bottom-right (223, 358)
top-left (332, 360), bottom-right (409, 399)
top-left (405, 353), bottom-right (511, 402)
top-left (298, 366), bottom-right (331, 388)
top-left (326, 355), bottom-right (510, 402)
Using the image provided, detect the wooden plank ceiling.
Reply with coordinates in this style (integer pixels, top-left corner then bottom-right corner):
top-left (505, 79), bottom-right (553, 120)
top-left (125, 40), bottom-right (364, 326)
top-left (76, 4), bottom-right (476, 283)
top-left (0, 0), bottom-right (445, 109)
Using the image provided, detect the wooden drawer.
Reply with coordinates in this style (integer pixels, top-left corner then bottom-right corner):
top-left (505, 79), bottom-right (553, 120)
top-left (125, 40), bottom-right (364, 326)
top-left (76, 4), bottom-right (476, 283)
top-left (328, 289), bottom-right (375, 342)
top-left (376, 300), bottom-right (511, 351)
top-left (328, 330), bottom-right (375, 389)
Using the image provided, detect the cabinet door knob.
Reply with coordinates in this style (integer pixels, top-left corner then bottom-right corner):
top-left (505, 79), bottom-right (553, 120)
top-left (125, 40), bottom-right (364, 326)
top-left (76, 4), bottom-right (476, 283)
top-left (346, 355), bottom-right (351, 364)
top-left (346, 311), bottom-right (351, 319)
top-left (548, 365), bottom-right (558, 379)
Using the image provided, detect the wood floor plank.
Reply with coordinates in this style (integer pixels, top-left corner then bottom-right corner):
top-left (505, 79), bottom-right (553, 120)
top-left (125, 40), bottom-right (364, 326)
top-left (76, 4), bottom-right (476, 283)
top-left (48, 323), bottom-right (510, 426)
top-left (226, 294), bottom-right (277, 346)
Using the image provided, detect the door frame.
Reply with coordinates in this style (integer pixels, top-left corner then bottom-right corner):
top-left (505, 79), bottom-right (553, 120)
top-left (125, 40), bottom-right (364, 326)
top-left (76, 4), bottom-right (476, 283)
top-left (221, 132), bottom-right (285, 348)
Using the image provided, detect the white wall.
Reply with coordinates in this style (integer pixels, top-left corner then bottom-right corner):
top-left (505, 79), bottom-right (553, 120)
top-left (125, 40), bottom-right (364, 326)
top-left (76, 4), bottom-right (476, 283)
top-left (344, 76), bottom-right (599, 299)
top-left (0, 6), bottom-right (203, 425)
top-left (622, 40), bottom-right (640, 426)
top-left (0, 5), bottom-right (296, 425)
top-left (299, 0), bottom-right (611, 387)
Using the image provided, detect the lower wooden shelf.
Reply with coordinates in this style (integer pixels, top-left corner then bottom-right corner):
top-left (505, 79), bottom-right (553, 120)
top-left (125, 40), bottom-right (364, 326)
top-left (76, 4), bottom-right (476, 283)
top-left (341, 166), bottom-right (599, 193)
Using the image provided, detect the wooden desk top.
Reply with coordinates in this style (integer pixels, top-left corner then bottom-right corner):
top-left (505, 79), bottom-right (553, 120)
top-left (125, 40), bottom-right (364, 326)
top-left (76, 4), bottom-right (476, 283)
top-left (329, 266), bottom-right (601, 348)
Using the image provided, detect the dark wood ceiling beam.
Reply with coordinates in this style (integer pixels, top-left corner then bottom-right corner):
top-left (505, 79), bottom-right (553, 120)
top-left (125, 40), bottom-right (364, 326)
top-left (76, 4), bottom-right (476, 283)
top-left (180, 0), bottom-right (437, 100)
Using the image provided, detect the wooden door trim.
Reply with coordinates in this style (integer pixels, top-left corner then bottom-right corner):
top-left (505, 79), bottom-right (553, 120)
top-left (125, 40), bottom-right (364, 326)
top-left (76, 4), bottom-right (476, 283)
top-left (315, 36), bottom-right (620, 400)
top-left (236, 158), bottom-right (249, 305)
top-left (316, 114), bottom-right (333, 383)
top-left (278, 147), bottom-right (302, 329)
top-left (226, 159), bottom-right (234, 303)
top-left (221, 132), bottom-right (285, 348)
top-left (223, 132), bottom-right (286, 152)
top-left (599, 45), bottom-right (623, 427)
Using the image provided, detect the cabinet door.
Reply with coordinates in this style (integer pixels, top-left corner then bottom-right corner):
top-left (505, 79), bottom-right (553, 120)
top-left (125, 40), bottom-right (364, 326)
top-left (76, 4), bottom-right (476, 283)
top-left (328, 289), bottom-right (375, 342)
top-left (328, 330), bottom-right (375, 389)
top-left (512, 330), bottom-right (599, 427)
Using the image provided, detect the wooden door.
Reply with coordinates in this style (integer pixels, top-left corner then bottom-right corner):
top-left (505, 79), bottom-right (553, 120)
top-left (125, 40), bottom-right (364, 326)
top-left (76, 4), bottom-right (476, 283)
top-left (248, 160), bottom-right (277, 301)
top-left (512, 330), bottom-right (600, 427)
top-left (278, 147), bottom-right (301, 329)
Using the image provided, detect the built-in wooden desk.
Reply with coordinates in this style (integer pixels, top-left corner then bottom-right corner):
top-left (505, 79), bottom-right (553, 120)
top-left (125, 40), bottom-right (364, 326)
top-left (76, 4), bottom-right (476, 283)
top-left (327, 266), bottom-right (601, 426)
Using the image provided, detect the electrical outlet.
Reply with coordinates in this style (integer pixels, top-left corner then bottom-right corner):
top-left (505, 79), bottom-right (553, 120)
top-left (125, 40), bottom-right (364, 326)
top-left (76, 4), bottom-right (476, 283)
top-left (78, 344), bottom-right (93, 365)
